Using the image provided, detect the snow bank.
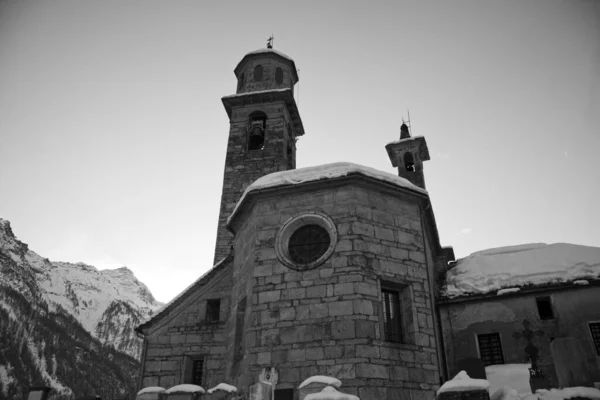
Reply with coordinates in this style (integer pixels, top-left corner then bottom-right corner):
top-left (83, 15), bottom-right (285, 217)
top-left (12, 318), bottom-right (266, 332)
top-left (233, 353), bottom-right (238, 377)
top-left (207, 383), bottom-right (237, 394)
top-left (491, 387), bottom-right (521, 400)
top-left (445, 243), bottom-right (600, 297)
top-left (228, 162), bottom-right (426, 226)
top-left (536, 387), bottom-right (600, 400)
top-left (305, 386), bottom-right (359, 400)
top-left (486, 364), bottom-right (532, 397)
top-left (298, 375), bottom-right (342, 389)
top-left (165, 384), bottom-right (205, 394)
top-left (437, 371), bottom-right (490, 395)
top-left (137, 386), bottom-right (166, 394)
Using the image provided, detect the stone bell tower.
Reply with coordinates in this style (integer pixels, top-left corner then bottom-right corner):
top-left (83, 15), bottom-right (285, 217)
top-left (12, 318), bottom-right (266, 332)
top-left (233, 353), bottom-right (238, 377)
top-left (385, 122), bottom-right (430, 189)
top-left (213, 47), bottom-right (305, 264)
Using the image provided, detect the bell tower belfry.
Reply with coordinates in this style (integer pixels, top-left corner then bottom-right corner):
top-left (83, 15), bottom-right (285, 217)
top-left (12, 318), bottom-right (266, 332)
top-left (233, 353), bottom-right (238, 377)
top-left (213, 47), bottom-right (305, 263)
top-left (385, 122), bottom-right (430, 190)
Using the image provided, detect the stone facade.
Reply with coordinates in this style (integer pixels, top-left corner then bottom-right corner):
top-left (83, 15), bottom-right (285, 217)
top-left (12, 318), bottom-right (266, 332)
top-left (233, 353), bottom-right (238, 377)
top-left (226, 178), bottom-right (444, 399)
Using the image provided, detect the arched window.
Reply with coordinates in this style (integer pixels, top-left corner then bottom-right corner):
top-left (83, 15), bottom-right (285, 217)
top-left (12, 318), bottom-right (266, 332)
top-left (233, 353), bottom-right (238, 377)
top-left (248, 111), bottom-right (267, 150)
top-left (275, 67), bottom-right (283, 84)
top-left (254, 65), bottom-right (263, 81)
top-left (404, 152), bottom-right (415, 172)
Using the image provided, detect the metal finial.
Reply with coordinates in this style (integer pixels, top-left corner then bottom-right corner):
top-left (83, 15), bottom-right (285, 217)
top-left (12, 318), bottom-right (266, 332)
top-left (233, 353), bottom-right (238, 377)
top-left (267, 36), bottom-right (273, 49)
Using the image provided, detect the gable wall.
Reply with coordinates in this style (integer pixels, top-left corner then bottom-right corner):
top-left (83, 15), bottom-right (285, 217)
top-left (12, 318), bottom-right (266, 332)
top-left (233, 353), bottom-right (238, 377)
top-left (140, 264), bottom-right (233, 390)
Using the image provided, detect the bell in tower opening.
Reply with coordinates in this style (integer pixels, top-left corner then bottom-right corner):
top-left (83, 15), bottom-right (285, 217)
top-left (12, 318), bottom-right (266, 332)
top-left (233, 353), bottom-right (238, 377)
top-left (248, 111), bottom-right (267, 150)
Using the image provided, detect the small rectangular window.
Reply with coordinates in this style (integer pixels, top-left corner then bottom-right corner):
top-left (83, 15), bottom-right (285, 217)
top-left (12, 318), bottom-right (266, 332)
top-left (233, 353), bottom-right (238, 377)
top-left (382, 288), bottom-right (403, 342)
top-left (206, 299), bottom-right (221, 322)
top-left (589, 322), bottom-right (600, 356)
top-left (536, 297), bottom-right (554, 320)
top-left (477, 333), bottom-right (504, 366)
top-left (192, 358), bottom-right (204, 386)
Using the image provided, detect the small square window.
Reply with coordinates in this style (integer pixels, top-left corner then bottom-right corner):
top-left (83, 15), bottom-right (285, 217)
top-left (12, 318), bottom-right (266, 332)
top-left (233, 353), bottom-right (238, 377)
top-left (382, 288), bottom-right (403, 342)
top-left (536, 297), bottom-right (554, 320)
top-left (589, 322), bottom-right (600, 356)
top-left (206, 299), bottom-right (221, 322)
top-left (477, 333), bottom-right (504, 366)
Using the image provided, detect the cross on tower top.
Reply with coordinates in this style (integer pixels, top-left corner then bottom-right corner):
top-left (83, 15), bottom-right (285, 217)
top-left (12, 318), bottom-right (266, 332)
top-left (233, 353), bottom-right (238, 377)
top-left (267, 36), bottom-right (273, 49)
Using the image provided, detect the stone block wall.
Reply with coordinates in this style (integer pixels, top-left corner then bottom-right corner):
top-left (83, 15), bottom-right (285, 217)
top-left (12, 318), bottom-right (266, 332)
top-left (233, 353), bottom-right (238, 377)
top-left (228, 180), bottom-right (441, 399)
top-left (140, 264), bottom-right (233, 390)
top-left (214, 101), bottom-right (296, 264)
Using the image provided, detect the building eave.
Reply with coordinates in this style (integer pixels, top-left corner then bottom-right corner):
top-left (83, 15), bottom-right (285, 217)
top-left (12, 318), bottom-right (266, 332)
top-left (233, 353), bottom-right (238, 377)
top-left (436, 278), bottom-right (600, 306)
top-left (222, 89), bottom-right (305, 136)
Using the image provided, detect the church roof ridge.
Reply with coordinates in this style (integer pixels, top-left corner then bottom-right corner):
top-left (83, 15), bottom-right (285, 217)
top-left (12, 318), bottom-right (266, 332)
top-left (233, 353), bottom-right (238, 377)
top-left (227, 162), bottom-right (428, 228)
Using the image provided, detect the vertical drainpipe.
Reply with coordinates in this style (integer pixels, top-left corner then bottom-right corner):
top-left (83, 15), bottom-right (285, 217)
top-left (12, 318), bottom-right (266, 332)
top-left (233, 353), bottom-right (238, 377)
top-left (419, 200), bottom-right (449, 383)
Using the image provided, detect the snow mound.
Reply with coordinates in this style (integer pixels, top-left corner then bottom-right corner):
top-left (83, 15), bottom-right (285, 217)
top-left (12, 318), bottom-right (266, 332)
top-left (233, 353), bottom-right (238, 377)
top-left (486, 364), bottom-right (532, 397)
top-left (445, 243), bottom-right (600, 297)
top-left (299, 376), bottom-right (342, 389)
top-left (137, 386), bottom-right (166, 394)
top-left (536, 387), bottom-right (600, 400)
top-left (437, 371), bottom-right (490, 395)
top-left (207, 383), bottom-right (237, 394)
top-left (228, 162), bottom-right (426, 226)
top-left (165, 384), bottom-right (205, 394)
top-left (305, 386), bottom-right (358, 400)
top-left (497, 288), bottom-right (520, 296)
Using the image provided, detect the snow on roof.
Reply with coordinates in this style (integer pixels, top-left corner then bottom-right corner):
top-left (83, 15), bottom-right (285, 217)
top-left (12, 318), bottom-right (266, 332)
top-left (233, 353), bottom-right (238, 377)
top-left (207, 383), bottom-right (238, 394)
top-left (305, 386), bottom-right (359, 400)
top-left (228, 162), bottom-right (427, 227)
top-left (496, 288), bottom-right (520, 296)
top-left (298, 376), bottom-right (342, 389)
top-left (386, 135), bottom-right (426, 146)
top-left (437, 371), bottom-right (490, 395)
top-left (137, 387), bottom-right (166, 395)
top-left (165, 384), bottom-right (205, 394)
top-left (222, 88), bottom-right (291, 99)
top-left (243, 48), bottom-right (294, 63)
top-left (535, 387), bottom-right (600, 400)
top-left (444, 243), bottom-right (600, 298)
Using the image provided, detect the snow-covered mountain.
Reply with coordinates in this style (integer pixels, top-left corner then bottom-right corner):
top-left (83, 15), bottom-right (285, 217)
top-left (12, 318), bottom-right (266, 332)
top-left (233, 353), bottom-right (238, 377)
top-left (0, 218), bottom-right (163, 358)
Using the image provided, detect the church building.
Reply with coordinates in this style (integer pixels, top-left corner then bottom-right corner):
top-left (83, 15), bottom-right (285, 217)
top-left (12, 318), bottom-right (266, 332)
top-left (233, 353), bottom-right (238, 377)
top-left (135, 47), bottom-right (600, 399)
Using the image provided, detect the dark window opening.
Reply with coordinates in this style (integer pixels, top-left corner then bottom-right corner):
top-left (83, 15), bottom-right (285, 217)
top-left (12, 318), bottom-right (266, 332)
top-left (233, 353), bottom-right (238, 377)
top-left (478, 333), bottom-right (504, 366)
top-left (275, 389), bottom-right (294, 400)
top-left (192, 358), bottom-right (204, 386)
top-left (288, 224), bottom-right (331, 264)
top-left (254, 65), bottom-right (263, 81)
top-left (589, 322), bottom-right (600, 355)
top-left (206, 299), bottom-right (221, 322)
top-left (275, 67), bottom-right (284, 84)
top-left (382, 289), bottom-right (403, 342)
top-left (404, 152), bottom-right (415, 172)
top-left (536, 297), bottom-right (554, 320)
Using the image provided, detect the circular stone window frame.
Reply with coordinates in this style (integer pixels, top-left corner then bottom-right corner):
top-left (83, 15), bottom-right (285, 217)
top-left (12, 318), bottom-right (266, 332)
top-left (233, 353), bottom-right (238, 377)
top-left (275, 212), bottom-right (338, 271)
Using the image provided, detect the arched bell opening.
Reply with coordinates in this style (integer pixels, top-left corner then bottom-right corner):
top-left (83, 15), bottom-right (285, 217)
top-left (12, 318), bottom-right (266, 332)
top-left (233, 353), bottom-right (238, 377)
top-left (404, 152), bottom-right (415, 172)
top-left (247, 111), bottom-right (267, 151)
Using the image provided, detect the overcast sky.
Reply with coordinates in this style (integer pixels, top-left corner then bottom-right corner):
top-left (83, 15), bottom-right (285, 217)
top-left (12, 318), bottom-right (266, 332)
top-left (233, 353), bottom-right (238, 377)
top-left (1, 0), bottom-right (599, 303)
